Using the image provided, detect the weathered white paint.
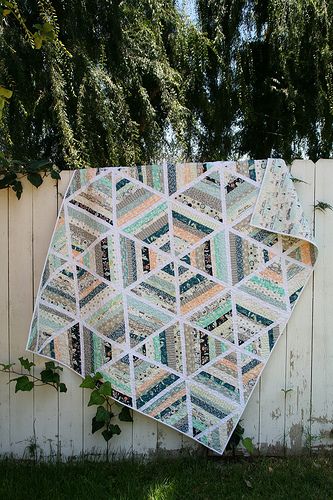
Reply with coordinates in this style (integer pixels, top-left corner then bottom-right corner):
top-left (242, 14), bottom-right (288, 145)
top-left (0, 160), bottom-right (332, 458)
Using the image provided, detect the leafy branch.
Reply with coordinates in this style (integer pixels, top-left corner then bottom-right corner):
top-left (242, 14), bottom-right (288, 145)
top-left (0, 155), bottom-right (61, 199)
top-left (80, 372), bottom-right (133, 460)
top-left (0, 357), bottom-right (67, 393)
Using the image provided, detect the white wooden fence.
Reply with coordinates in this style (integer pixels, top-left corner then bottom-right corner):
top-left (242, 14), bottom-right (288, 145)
top-left (0, 160), bottom-right (332, 458)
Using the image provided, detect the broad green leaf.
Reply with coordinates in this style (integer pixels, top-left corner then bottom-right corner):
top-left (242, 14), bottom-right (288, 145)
top-left (0, 172), bottom-right (17, 189)
top-left (94, 372), bottom-right (103, 381)
top-left (99, 381), bottom-right (112, 396)
top-left (242, 437), bottom-right (255, 455)
top-left (50, 169), bottom-right (61, 180)
top-left (80, 375), bottom-right (96, 389)
top-left (101, 424), bottom-right (121, 442)
top-left (12, 180), bottom-right (23, 199)
top-left (27, 172), bottom-right (43, 188)
top-left (92, 416), bottom-right (104, 434)
top-left (88, 390), bottom-right (105, 406)
top-left (27, 159), bottom-right (51, 171)
top-left (18, 356), bottom-right (35, 371)
top-left (95, 405), bottom-right (110, 423)
top-left (58, 382), bottom-right (67, 393)
top-left (45, 361), bottom-right (62, 370)
top-left (13, 375), bottom-right (34, 392)
top-left (0, 86), bottom-right (13, 99)
top-left (40, 368), bottom-right (60, 384)
top-left (118, 406), bottom-right (133, 422)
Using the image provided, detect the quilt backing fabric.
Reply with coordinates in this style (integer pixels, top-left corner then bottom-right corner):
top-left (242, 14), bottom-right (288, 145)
top-left (26, 158), bottom-right (317, 454)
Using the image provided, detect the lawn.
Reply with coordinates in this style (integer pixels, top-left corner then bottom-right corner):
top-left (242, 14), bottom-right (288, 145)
top-left (0, 456), bottom-right (332, 499)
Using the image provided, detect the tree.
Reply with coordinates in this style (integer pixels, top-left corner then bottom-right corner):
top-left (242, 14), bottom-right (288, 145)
top-left (1, 0), bottom-right (333, 197)
top-left (0, 0), bottom-right (209, 177)
top-left (193, 0), bottom-right (333, 161)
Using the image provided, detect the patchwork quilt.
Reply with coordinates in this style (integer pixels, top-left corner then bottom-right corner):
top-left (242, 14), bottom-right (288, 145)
top-left (26, 158), bottom-right (317, 454)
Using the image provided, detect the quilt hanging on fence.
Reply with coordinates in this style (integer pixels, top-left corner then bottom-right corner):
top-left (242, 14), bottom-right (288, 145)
top-left (27, 158), bottom-right (318, 454)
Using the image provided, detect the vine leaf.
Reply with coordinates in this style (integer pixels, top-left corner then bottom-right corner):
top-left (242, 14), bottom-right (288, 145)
top-left (99, 381), bottom-right (112, 396)
top-left (13, 375), bottom-right (34, 392)
top-left (18, 356), bottom-right (35, 372)
top-left (118, 406), bottom-right (133, 422)
top-left (27, 172), bottom-right (43, 188)
top-left (242, 437), bottom-right (255, 454)
top-left (80, 374), bottom-right (97, 389)
top-left (88, 389), bottom-right (105, 406)
top-left (92, 416), bottom-right (105, 434)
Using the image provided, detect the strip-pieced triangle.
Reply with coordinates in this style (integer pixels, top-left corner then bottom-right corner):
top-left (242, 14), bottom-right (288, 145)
top-left (40, 264), bottom-right (77, 315)
top-left (174, 171), bottom-right (223, 222)
top-left (143, 381), bottom-right (189, 434)
top-left (286, 240), bottom-right (317, 267)
top-left (241, 353), bottom-right (264, 401)
top-left (234, 292), bottom-right (281, 345)
top-left (37, 303), bottom-right (75, 350)
top-left (188, 292), bottom-right (234, 343)
top-left (171, 202), bottom-right (222, 255)
top-left (127, 295), bottom-right (173, 347)
top-left (189, 383), bottom-right (238, 436)
top-left (82, 325), bottom-right (124, 374)
top-left (68, 173), bottom-right (113, 224)
top-left (229, 231), bottom-right (277, 285)
top-left (178, 265), bottom-right (225, 315)
top-left (67, 204), bottom-right (112, 258)
top-left (133, 355), bottom-right (180, 409)
top-left (180, 230), bottom-right (229, 285)
top-left (232, 214), bottom-right (279, 248)
top-left (198, 413), bottom-right (240, 453)
top-left (83, 293), bottom-right (126, 344)
top-left (39, 323), bottom-right (82, 374)
top-left (241, 324), bottom-right (281, 360)
top-left (77, 233), bottom-right (118, 283)
top-left (238, 259), bottom-right (289, 311)
top-left (223, 171), bottom-right (259, 224)
top-left (102, 354), bottom-right (133, 407)
top-left (135, 323), bottom-right (183, 375)
top-left (115, 176), bottom-right (163, 227)
top-left (192, 351), bottom-right (241, 404)
top-left (184, 324), bottom-right (230, 375)
top-left (76, 266), bottom-right (118, 318)
top-left (285, 259), bottom-right (312, 309)
top-left (130, 263), bottom-right (177, 314)
top-left (41, 253), bottom-right (67, 287)
top-left (122, 201), bottom-right (171, 253)
top-left (123, 164), bottom-right (165, 193)
top-left (167, 162), bottom-right (208, 195)
top-left (120, 235), bottom-right (167, 287)
top-left (50, 208), bottom-right (69, 258)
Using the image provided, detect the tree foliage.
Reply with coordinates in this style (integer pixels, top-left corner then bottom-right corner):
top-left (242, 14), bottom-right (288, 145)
top-left (0, 0), bottom-right (209, 172)
top-left (194, 0), bottom-right (333, 160)
top-left (1, 0), bottom-right (333, 187)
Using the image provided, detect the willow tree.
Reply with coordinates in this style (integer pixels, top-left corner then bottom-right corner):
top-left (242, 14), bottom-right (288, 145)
top-left (1, 0), bottom-right (333, 194)
top-left (0, 0), bottom-right (209, 180)
top-left (193, 0), bottom-right (333, 161)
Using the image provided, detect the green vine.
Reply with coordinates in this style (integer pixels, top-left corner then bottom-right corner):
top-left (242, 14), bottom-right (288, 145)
top-left (0, 357), bottom-right (67, 392)
top-left (80, 372), bottom-right (133, 461)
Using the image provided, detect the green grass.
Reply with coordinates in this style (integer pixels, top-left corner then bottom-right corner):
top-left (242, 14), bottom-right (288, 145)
top-left (0, 456), bottom-right (333, 499)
